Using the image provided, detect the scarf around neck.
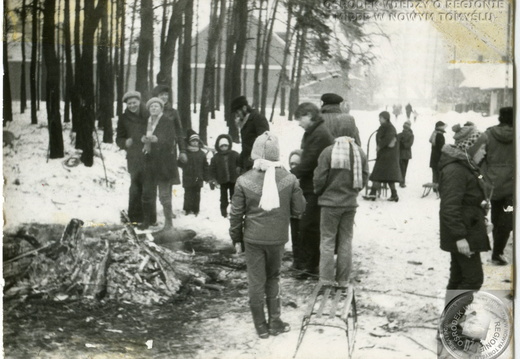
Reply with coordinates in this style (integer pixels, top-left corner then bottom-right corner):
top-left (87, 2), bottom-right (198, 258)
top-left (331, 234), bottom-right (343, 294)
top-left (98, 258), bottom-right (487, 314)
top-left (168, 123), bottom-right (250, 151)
top-left (253, 159), bottom-right (283, 211)
top-left (331, 136), bottom-right (364, 190)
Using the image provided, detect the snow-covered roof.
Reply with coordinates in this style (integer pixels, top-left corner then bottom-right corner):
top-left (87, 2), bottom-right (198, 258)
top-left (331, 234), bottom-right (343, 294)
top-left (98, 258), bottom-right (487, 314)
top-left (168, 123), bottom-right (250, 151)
top-left (449, 63), bottom-right (513, 90)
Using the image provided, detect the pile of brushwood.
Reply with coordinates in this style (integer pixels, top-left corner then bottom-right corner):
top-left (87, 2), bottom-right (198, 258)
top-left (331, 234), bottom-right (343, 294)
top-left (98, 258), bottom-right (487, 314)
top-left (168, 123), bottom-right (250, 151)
top-left (3, 212), bottom-right (245, 305)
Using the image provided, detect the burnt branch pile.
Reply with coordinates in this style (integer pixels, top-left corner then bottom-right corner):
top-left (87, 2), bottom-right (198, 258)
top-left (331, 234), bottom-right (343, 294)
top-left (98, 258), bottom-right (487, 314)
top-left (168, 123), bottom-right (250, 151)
top-left (4, 214), bottom-right (245, 305)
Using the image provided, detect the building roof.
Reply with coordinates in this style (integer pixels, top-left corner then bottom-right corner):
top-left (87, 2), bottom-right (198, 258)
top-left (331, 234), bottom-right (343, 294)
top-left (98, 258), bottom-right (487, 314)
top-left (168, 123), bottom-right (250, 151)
top-left (450, 63), bottom-right (513, 90)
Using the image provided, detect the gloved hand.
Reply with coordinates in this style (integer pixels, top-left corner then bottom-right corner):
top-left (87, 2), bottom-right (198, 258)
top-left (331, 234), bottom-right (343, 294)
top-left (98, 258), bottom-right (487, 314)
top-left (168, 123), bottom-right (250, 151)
top-left (209, 181), bottom-right (216, 190)
top-left (125, 138), bottom-right (133, 148)
top-left (178, 152), bottom-right (188, 164)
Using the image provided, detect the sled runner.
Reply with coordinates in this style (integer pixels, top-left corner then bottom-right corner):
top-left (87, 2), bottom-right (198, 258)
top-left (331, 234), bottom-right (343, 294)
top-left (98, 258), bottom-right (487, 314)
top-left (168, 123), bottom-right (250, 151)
top-left (294, 283), bottom-right (358, 358)
top-left (421, 183), bottom-right (439, 198)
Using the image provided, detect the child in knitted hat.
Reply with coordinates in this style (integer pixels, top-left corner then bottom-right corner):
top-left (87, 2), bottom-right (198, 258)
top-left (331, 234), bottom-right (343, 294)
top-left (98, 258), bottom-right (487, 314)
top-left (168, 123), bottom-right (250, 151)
top-left (209, 134), bottom-right (240, 217)
top-left (229, 132), bottom-right (306, 339)
top-left (178, 129), bottom-right (209, 216)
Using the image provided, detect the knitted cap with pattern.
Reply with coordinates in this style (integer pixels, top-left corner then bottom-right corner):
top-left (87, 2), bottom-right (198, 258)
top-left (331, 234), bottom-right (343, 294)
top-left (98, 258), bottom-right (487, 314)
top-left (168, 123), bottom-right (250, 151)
top-left (251, 131), bottom-right (280, 161)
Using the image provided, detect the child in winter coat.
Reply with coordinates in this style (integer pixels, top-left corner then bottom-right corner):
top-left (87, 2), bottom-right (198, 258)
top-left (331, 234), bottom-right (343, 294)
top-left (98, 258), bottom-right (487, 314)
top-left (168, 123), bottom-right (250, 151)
top-left (397, 121), bottom-right (414, 187)
top-left (179, 129), bottom-right (209, 215)
top-left (230, 132), bottom-right (306, 339)
top-left (209, 135), bottom-right (240, 217)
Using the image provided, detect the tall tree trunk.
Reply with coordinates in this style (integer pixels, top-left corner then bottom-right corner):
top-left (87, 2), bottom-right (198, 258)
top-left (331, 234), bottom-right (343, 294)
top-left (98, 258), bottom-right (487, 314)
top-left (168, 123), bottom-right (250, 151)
top-left (135, 0), bottom-right (153, 100)
top-left (72, 0), bottom-right (82, 134)
top-left (192, 0), bottom-right (199, 114)
top-left (63, 0), bottom-right (73, 123)
top-left (20, 0), bottom-right (27, 114)
top-left (177, 0), bottom-right (193, 131)
top-left (97, 0), bottom-right (113, 143)
top-left (199, 0), bottom-right (225, 144)
top-left (37, 17), bottom-right (42, 110)
top-left (214, 32), bottom-right (222, 115)
top-left (288, 29), bottom-right (301, 122)
top-left (160, 0), bottom-right (169, 58)
top-left (252, 0), bottom-right (264, 109)
top-left (3, 3), bottom-right (13, 125)
top-left (156, 0), bottom-right (188, 88)
top-left (30, 0), bottom-right (38, 124)
top-left (260, 0), bottom-right (279, 116)
top-left (224, 0), bottom-right (248, 142)
top-left (125, 0), bottom-right (138, 92)
top-left (116, 0), bottom-right (125, 116)
top-left (42, 0), bottom-right (64, 158)
top-left (270, 2), bottom-right (292, 122)
top-left (75, 0), bottom-right (108, 166)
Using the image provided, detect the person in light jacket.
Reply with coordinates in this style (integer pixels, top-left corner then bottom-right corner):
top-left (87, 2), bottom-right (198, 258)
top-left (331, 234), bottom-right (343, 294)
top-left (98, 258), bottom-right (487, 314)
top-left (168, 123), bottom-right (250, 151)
top-left (229, 132), bottom-right (306, 339)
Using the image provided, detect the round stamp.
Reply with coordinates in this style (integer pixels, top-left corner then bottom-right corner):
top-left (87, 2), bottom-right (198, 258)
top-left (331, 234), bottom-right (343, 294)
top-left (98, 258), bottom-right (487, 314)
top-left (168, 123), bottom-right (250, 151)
top-left (439, 291), bottom-right (512, 359)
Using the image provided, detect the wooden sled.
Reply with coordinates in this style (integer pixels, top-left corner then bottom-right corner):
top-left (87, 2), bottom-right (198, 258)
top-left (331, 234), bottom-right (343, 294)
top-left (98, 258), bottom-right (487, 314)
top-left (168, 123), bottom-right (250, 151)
top-left (294, 283), bottom-right (358, 358)
top-left (422, 183), bottom-right (439, 198)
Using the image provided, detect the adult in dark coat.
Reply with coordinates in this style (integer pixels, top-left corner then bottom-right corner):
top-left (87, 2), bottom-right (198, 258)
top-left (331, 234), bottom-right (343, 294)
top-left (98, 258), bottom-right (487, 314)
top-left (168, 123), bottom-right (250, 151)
top-left (405, 103), bottom-right (413, 120)
top-left (291, 102), bottom-right (334, 277)
top-left (116, 91), bottom-right (156, 224)
top-left (320, 93), bottom-right (361, 146)
top-left (468, 107), bottom-right (514, 265)
top-left (438, 127), bottom-right (491, 306)
top-left (231, 96), bottom-right (270, 172)
top-left (152, 85), bottom-right (187, 164)
top-left (429, 121), bottom-right (446, 185)
top-left (141, 97), bottom-right (184, 229)
top-left (364, 111), bottom-right (402, 201)
top-left (397, 121), bottom-right (414, 187)
top-left (209, 134), bottom-right (240, 217)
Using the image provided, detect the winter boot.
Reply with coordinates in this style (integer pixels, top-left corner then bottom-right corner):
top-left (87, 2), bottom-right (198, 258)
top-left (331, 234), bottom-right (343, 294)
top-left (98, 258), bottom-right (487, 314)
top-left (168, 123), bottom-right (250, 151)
top-left (267, 298), bottom-right (290, 336)
top-left (250, 305), bottom-right (269, 339)
top-left (388, 189), bottom-right (399, 202)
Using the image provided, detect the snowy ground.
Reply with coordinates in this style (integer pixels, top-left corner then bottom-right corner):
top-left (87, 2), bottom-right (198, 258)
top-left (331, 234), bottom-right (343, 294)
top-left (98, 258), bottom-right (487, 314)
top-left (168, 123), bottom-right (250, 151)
top-left (3, 104), bottom-right (514, 359)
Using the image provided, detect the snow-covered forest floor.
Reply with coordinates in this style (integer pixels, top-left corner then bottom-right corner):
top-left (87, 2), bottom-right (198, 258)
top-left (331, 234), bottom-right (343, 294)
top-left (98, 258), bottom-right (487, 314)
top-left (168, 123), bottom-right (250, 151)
top-left (3, 103), bottom-right (514, 359)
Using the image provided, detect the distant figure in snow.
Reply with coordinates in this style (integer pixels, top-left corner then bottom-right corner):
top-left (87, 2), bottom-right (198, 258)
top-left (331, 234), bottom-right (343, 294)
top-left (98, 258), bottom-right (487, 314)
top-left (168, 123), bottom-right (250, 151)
top-left (467, 107), bottom-right (514, 266)
top-left (405, 103), bottom-right (413, 120)
top-left (320, 92), bottom-right (361, 146)
top-left (392, 104), bottom-right (402, 121)
top-left (229, 132), bottom-right (306, 339)
top-left (209, 134), bottom-right (240, 218)
top-left (429, 121), bottom-right (447, 188)
top-left (363, 111), bottom-right (401, 202)
top-left (397, 121), bottom-right (414, 188)
top-left (178, 129), bottom-right (209, 216)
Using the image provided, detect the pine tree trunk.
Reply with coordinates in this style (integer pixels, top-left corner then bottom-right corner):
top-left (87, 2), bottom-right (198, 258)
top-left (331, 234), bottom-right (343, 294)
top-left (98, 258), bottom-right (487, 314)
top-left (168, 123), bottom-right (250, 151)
top-left (97, 1), bottom-right (113, 143)
top-left (20, 0), bottom-right (27, 114)
top-left (177, 0), bottom-right (193, 131)
top-left (72, 0), bottom-right (82, 135)
top-left (116, 0), bottom-right (125, 116)
top-left (125, 0), bottom-right (138, 92)
top-left (260, 0), bottom-right (279, 116)
top-left (3, 5), bottom-right (13, 125)
top-left (192, 0), bottom-right (199, 114)
top-left (42, 0), bottom-right (64, 158)
top-left (288, 29), bottom-right (301, 122)
top-left (199, 0), bottom-right (225, 144)
top-left (252, 0), bottom-right (264, 109)
top-left (135, 0), bottom-right (153, 100)
top-left (63, 0), bottom-right (72, 123)
top-left (30, 0), bottom-right (38, 124)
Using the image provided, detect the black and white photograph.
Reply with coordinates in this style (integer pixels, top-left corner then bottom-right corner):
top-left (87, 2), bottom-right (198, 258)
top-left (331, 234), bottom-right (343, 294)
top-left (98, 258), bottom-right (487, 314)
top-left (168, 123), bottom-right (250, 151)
top-left (2, 0), bottom-right (515, 358)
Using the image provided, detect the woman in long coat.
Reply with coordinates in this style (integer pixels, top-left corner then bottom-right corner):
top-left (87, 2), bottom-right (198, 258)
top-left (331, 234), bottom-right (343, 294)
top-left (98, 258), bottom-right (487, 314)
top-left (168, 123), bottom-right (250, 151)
top-left (363, 111), bottom-right (402, 201)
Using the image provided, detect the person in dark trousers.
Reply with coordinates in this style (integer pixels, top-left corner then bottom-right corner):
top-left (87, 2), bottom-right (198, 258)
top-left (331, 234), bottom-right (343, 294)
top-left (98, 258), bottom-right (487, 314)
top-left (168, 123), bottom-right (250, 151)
top-left (179, 129), bottom-right (209, 216)
top-left (230, 132), bottom-right (306, 339)
top-left (363, 111), bottom-right (402, 202)
top-left (288, 149), bottom-right (303, 270)
top-left (320, 93), bottom-right (361, 146)
top-left (230, 96), bottom-right (270, 173)
top-left (313, 125), bottom-right (369, 287)
top-left (116, 91), bottom-right (156, 225)
top-left (291, 103), bottom-right (334, 278)
top-left (405, 103), bottom-right (413, 120)
top-left (209, 134), bottom-right (240, 217)
top-left (397, 120), bottom-right (414, 188)
top-left (468, 107), bottom-right (514, 266)
top-left (438, 122), bottom-right (491, 317)
top-left (152, 84), bottom-right (187, 165)
top-left (429, 121), bottom-right (447, 187)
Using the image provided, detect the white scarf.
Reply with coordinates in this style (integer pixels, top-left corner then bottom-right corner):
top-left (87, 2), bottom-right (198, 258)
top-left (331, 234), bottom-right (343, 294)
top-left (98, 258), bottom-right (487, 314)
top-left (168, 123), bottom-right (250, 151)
top-left (331, 136), bottom-right (364, 190)
top-left (253, 159), bottom-right (283, 211)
